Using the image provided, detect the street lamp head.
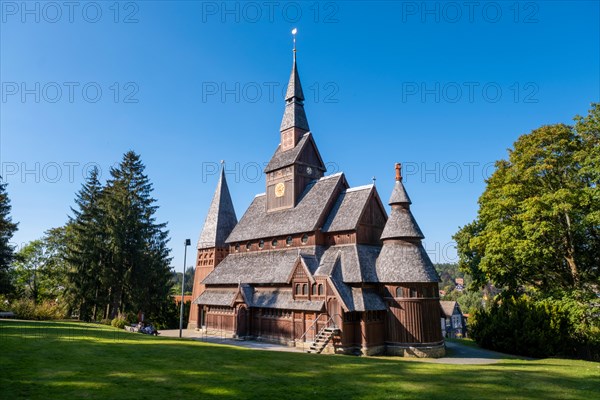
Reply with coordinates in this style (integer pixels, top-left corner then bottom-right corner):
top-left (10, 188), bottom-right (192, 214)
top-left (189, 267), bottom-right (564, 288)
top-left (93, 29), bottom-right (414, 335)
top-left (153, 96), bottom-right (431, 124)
top-left (184, 239), bottom-right (191, 246)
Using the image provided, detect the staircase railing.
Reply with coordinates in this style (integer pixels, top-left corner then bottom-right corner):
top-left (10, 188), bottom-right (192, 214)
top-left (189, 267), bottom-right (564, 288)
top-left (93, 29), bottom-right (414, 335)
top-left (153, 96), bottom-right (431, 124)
top-left (298, 313), bottom-right (341, 353)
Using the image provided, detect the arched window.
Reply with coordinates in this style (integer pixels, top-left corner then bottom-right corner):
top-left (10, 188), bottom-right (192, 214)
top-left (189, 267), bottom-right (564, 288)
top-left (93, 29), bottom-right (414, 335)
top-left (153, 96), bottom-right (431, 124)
top-left (258, 240), bottom-right (264, 249)
top-left (301, 234), bottom-right (309, 244)
top-left (271, 239), bottom-right (278, 247)
top-left (312, 283), bottom-right (317, 295)
top-left (246, 242), bottom-right (252, 251)
top-left (234, 243), bottom-right (240, 252)
top-left (295, 284), bottom-right (301, 295)
top-left (396, 287), bottom-right (403, 298)
top-left (318, 284), bottom-right (324, 296)
top-left (286, 236), bottom-right (293, 246)
top-left (410, 287), bottom-right (417, 298)
top-left (302, 284), bottom-right (308, 295)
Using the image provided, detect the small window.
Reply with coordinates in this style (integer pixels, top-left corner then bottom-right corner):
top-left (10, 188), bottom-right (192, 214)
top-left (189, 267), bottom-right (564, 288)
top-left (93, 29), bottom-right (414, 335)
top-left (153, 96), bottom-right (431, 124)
top-left (258, 240), bottom-right (264, 249)
top-left (301, 234), bottom-right (309, 244)
top-left (410, 288), bottom-right (417, 298)
top-left (396, 287), bottom-right (403, 298)
top-left (423, 287), bottom-right (430, 298)
top-left (302, 284), bottom-right (308, 295)
top-left (318, 284), bottom-right (324, 296)
top-left (295, 284), bottom-right (301, 295)
top-left (286, 236), bottom-right (293, 246)
top-left (235, 243), bottom-right (240, 252)
top-left (271, 239), bottom-right (278, 247)
top-left (246, 242), bottom-right (252, 251)
top-left (312, 283), bottom-right (317, 295)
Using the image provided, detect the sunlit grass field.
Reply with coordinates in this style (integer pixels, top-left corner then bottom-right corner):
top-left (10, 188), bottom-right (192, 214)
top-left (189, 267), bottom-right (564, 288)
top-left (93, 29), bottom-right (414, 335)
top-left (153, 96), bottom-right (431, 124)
top-left (0, 320), bottom-right (597, 399)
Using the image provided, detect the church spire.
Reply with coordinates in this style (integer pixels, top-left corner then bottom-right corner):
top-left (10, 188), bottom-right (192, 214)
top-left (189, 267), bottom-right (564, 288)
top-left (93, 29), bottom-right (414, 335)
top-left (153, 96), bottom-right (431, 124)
top-left (280, 28), bottom-right (309, 150)
top-left (197, 162), bottom-right (238, 249)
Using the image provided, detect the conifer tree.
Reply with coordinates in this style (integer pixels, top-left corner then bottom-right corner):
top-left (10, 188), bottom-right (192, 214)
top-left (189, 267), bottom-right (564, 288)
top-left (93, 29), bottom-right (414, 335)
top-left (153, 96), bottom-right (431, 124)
top-left (65, 168), bottom-right (107, 320)
top-left (102, 151), bottom-right (172, 319)
top-left (0, 179), bottom-right (18, 295)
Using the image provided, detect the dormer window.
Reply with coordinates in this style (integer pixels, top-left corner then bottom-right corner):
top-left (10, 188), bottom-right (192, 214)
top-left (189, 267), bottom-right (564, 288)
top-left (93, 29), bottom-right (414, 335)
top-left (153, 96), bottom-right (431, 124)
top-left (271, 239), bottom-right (278, 247)
top-left (246, 242), bottom-right (252, 251)
top-left (235, 243), bottom-right (240, 252)
top-left (259, 240), bottom-right (264, 249)
top-left (318, 284), bottom-right (324, 296)
top-left (301, 234), bottom-right (309, 244)
top-left (302, 284), bottom-right (308, 295)
top-left (286, 236), bottom-right (293, 246)
top-left (396, 287), bottom-right (403, 298)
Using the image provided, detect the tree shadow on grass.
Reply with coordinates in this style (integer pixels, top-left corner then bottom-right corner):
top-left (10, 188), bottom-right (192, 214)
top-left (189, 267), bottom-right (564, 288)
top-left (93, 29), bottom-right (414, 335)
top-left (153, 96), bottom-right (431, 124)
top-left (1, 332), bottom-right (598, 400)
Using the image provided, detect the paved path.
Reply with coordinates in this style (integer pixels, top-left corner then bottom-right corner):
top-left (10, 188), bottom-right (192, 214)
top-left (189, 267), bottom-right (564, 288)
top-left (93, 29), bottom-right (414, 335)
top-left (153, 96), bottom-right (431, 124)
top-left (159, 329), bottom-right (525, 364)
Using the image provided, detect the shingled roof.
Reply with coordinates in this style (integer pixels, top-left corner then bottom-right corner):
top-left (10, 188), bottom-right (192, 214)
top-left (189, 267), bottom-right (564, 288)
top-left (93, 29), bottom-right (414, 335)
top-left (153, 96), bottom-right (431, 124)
top-left (315, 244), bottom-right (380, 283)
top-left (375, 241), bottom-right (439, 283)
top-left (203, 247), bottom-right (321, 285)
top-left (380, 207), bottom-right (424, 240)
top-left (326, 252), bottom-right (386, 312)
top-left (280, 57), bottom-right (309, 132)
top-left (440, 300), bottom-right (460, 317)
top-left (197, 167), bottom-right (238, 249)
top-left (192, 289), bottom-right (237, 306)
top-left (388, 180), bottom-right (412, 205)
top-left (264, 132), bottom-right (325, 173)
top-left (246, 288), bottom-right (324, 311)
top-left (226, 173), bottom-right (346, 243)
top-left (322, 185), bottom-right (374, 232)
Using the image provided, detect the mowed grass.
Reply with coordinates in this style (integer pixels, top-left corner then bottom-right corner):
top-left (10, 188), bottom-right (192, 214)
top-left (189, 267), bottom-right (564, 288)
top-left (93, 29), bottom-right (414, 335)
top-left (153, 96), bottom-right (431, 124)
top-left (0, 320), bottom-right (598, 400)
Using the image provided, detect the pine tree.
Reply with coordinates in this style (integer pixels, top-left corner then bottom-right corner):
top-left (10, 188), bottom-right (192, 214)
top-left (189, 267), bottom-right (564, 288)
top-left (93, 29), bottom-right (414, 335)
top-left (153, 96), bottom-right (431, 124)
top-left (0, 179), bottom-right (18, 295)
top-left (65, 168), bottom-right (107, 320)
top-left (103, 151), bottom-right (172, 319)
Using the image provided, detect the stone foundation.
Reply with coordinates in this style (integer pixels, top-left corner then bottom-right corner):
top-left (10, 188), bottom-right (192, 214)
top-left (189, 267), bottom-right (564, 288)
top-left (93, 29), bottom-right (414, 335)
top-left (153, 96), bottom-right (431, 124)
top-left (386, 342), bottom-right (446, 358)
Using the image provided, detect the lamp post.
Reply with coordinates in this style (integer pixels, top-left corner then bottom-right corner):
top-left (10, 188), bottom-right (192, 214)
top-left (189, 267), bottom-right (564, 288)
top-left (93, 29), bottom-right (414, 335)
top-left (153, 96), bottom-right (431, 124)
top-left (179, 239), bottom-right (191, 338)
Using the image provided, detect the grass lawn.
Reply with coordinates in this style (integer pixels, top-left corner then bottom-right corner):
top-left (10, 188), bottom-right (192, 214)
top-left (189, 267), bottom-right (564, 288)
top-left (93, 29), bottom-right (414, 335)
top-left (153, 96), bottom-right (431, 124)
top-left (0, 320), bottom-right (598, 399)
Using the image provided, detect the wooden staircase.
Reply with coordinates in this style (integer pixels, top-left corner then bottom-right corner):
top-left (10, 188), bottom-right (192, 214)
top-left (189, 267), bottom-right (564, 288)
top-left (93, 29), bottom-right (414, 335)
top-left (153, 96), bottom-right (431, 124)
top-left (306, 327), bottom-right (340, 354)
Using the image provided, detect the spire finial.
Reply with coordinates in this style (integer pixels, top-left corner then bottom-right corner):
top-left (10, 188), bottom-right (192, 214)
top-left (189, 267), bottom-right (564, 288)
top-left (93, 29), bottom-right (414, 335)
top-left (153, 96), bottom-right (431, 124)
top-left (292, 28), bottom-right (297, 62)
top-left (395, 163), bottom-right (402, 182)
top-left (372, 176), bottom-right (376, 185)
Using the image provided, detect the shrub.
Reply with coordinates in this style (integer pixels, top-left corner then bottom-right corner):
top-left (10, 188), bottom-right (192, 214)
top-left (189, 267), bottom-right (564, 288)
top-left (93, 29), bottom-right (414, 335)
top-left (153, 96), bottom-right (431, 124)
top-left (10, 299), bottom-right (67, 320)
top-left (471, 295), bottom-right (600, 361)
top-left (100, 318), bottom-right (112, 326)
top-left (111, 317), bottom-right (127, 329)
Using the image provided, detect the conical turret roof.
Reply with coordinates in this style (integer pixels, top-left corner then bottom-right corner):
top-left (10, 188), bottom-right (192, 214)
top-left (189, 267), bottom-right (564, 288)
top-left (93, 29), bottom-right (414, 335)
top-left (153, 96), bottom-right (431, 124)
top-left (375, 163), bottom-right (440, 283)
top-left (280, 54), bottom-right (309, 132)
top-left (197, 166), bottom-right (238, 249)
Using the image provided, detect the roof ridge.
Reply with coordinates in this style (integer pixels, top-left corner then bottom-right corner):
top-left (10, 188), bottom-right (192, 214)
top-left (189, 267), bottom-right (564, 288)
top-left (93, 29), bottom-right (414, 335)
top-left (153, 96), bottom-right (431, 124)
top-left (346, 184), bottom-right (374, 192)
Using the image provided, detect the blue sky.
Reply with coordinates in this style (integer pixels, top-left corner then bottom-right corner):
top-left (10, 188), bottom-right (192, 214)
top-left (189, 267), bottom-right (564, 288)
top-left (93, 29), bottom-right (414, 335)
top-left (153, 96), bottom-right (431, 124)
top-left (1, 1), bottom-right (599, 269)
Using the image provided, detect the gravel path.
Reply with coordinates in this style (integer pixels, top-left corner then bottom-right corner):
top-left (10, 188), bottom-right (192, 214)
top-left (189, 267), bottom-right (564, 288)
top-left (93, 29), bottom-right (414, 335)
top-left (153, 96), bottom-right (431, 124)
top-left (160, 329), bottom-right (526, 364)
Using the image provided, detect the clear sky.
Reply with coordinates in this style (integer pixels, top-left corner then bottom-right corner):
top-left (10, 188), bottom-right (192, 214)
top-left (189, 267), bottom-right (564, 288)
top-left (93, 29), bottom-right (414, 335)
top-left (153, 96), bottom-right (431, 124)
top-left (1, 1), bottom-right (599, 270)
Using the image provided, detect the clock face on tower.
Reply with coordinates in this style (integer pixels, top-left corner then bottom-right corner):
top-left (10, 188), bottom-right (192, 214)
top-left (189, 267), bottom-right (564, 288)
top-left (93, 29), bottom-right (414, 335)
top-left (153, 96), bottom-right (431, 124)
top-left (306, 166), bottom-right (313, 175)
top-left (275, 182), bottom-right (286, 197)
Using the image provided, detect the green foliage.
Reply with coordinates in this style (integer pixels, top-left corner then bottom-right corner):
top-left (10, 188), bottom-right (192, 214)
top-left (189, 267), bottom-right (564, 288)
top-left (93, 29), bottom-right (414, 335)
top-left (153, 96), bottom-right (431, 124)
top-left (64, 167), bottom-right (107, 322)
top-left (454, 104), bottom-right (600, 361)
top-left (0, 180), bottom-right (18, 295)
top-left (454, 106), bottom-right (600, 293)
top-left (9, 299), bottom-right (67, 320)
top-left (171, 266), bottom-right (195, 295)
top-left (63, 152), bottom-right (172, 324)
top-left (100, 318), bottom-right (112, 326)
top-left (12, 228), bottom-right (69, 304)
top-left (110, 317), bottom-right (127, 329)
top-left (470, 296), bottom-right (599, 361)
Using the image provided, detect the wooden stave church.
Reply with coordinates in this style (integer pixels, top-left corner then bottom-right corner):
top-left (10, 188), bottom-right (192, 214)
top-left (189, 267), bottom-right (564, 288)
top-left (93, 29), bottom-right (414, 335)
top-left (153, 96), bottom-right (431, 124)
top-left (188, 49), bottom-right (445, 357)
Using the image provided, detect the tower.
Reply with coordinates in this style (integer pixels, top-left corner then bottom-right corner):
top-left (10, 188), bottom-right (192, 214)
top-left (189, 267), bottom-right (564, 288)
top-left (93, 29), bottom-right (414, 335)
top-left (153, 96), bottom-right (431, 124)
top-left (376, 163), bottom-right (444, 356)
top-left (264, 34), bottom-right (326, 212)
top-left (188, 165), bottom-right (237, 330)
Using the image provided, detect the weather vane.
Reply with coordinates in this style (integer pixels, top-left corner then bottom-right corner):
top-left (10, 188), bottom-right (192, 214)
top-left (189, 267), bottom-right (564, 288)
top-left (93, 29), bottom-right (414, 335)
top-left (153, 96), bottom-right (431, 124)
top-left (292, 28), bottom-right (297, 52)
